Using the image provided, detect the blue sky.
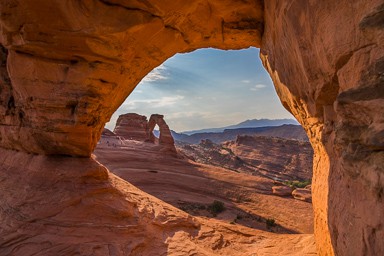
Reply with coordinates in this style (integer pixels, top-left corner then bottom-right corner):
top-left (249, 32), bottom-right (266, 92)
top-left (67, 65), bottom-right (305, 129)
top-left (105, 47), bottom-right (295, 132)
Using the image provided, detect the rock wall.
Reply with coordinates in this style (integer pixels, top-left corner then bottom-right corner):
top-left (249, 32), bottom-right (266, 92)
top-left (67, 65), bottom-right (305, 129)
top-left (260, 1), bottom-right (384, 255)
top-left (0, 0), bottom-right (382, 255)
top-left (114, 113), bottom-right (149, 141)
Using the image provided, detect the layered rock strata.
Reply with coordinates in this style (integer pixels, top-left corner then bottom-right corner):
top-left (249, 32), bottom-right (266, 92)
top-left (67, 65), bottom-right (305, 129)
top-left (0, 0), bottom-right (382, 255)
top-left (114, 113), bottom-right (149, 141)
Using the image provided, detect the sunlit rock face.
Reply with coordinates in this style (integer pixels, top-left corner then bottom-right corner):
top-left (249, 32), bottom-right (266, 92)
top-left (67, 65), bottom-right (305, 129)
top-left (0, 0), bottom-right (383, 255)
top-left (261, 1), bottom-right (384, 255)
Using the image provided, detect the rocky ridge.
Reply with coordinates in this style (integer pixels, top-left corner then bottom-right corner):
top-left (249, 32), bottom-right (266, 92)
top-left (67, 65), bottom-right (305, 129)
top-left (178, 135), bottom-right (313, 182)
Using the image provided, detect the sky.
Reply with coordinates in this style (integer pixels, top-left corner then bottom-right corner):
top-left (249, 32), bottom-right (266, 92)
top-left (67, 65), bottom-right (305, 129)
top-left (105, 47), bottom-right (295, 132)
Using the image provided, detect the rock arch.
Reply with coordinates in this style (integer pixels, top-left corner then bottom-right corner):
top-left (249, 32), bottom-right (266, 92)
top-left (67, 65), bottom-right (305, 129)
top-left (148, 114), bottom-right (176, 153)
top-left (0, 0), bottom-right (382, 255)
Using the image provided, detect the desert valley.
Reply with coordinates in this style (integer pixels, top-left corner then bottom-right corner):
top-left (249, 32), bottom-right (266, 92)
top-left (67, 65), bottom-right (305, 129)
top-left (94, 113), bottom-right (315, 253)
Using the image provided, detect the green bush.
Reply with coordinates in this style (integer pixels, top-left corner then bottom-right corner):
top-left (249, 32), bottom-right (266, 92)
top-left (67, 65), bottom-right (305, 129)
top-left (208, 200), bottom-right (225, 216)
top-left (283, 180), bottom-right (311, 189)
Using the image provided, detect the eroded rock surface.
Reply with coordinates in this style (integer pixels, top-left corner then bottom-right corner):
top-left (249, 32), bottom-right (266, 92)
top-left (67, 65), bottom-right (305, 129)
top-left (178, 135), bottom-right (313, 181)
top-left (114, 113), bottom-right (149, 141)
top-left (148, 114), bottom-right (177, 153)
top-left (292, 188), bottom-right (312, 203)
top-left (261, 1), bottom-right (384, 254)
top-left (272, 186), bottom-right (294, 197)
top-left (112, 113), bottom-right (176, 153)
top-left (0, 0), bottom-right (382, 255)
top-left (0, 147), bottom-right (316, 256)
top-left (0, 0), bottom-right (263, 156)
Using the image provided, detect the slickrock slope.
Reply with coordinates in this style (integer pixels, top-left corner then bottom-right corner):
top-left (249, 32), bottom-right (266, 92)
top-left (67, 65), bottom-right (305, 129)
top-left (0, 148), bottom-right (316, 256)
top-left (94, 138), bottom-right (314, 234)
top-left (0, 0), bottom-right (382, 255)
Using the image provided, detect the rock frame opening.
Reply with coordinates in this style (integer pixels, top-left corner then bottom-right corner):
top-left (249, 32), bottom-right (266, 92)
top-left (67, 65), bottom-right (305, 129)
top-left (0, 0), bottom-right (383, 255)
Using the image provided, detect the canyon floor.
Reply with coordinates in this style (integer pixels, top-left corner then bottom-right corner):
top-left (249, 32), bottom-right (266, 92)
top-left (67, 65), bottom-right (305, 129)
top-left (93, 135), bottom-right (316, 255)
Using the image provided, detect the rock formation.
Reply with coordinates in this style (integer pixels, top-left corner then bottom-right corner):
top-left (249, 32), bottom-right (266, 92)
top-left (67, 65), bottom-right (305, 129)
top-left (261, 1), bottom-right (384, 254)
top-left (148, 114), bottom-right (176, 153)
top-left (178, 136), bottom-right (313, 181)
top-left (272, 186), bottom-right (294, 197)
top-left (114, 113), bottom-right (149, 141)
top-left (101, 128), bottom-right (116, 136)
top-left (0, 0), bottom-right (382, 255)
top-left (112, 113), bottom-right (176, 153)
top-left (292, 188), bottom-right (312, 203)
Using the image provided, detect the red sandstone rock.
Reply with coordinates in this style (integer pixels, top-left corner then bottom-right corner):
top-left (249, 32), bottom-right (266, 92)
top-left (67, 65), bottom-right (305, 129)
top-left (0, 0), bottom-right (382, 255)
top-left (272, 186), bottom-right (294, 197)
top-left (114, 113), bottom-right (149, 141)
top-left (261, 1), bottom-right (384, 254)
top-left (148, 114), bottom-right (176, 153)
top-left (0, 147), bottom-right (316, 256)
top-left (292, 189), bottom-right (312, 203)
top-left (101, 128), bottom-right (116, 136)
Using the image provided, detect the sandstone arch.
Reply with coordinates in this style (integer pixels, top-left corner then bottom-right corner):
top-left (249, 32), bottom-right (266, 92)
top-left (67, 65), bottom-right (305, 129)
top-left (0, 0), bottom-right (383, 255)
top-left (148, 114), bottom-right (176, 152)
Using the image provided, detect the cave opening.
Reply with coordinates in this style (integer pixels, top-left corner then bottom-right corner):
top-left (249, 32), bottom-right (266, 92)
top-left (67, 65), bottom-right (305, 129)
top-left (97, 47), bottom-right (314, 235)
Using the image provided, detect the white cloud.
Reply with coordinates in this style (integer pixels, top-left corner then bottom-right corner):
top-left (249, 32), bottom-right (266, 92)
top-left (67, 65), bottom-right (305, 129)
top-left (122, 95), bottom-right (185, 108)
top-left (250, 84), bottom-right (267, 91)
top-left (241, 80), bottom-right (251, 83)
top-left (141, 64), bottom-right (168, 83)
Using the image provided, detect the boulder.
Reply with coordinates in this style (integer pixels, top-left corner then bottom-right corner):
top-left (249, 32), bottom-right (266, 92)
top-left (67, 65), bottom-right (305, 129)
top-left (292, 188), bottom-right (312, 203)
top-left (272, 186), bottom-right (293, 196)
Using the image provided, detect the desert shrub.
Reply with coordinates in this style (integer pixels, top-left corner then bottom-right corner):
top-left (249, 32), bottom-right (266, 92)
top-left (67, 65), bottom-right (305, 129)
top-left (208, 200), bottom-right (225, 216)
top-left (283, 180), bottom-right (311, 188)
top-left (266, 218), bottom-right (276, 228)
top-left (198, 205), bottom-right (206, 210)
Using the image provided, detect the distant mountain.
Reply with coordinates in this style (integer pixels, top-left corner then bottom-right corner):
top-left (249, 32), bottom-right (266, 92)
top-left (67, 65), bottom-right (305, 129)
top-left (172, 124), bottom-right (308, 144)
top-left (182, 118), bottom-right (298, 135)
